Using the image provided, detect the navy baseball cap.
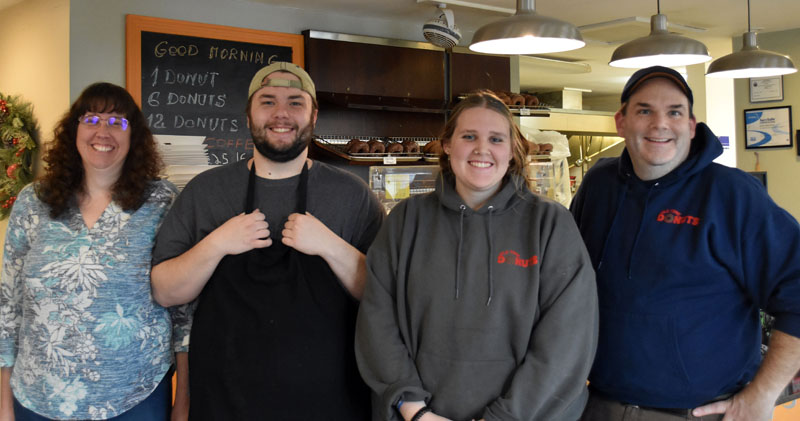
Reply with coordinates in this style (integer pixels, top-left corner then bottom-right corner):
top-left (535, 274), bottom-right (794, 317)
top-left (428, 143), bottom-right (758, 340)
top-left (620, 66), bottom-right (693, 107)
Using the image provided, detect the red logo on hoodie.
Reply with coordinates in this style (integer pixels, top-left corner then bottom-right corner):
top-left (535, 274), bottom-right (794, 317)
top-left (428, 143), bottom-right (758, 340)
top-left (497, 250), bottom-right (538, 268)
top-left (657, 209), bottom-right (700, 226)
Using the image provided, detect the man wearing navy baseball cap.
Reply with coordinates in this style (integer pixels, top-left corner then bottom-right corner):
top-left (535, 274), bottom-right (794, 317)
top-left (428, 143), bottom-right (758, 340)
top-left (151, 62), bottom-right (383, 419)
top-left (571, 66), bottom-right (800, 421)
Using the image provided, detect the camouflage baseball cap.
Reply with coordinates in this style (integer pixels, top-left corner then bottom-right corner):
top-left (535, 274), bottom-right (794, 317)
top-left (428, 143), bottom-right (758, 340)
top-left (247, 61), bottom-right (316, 101)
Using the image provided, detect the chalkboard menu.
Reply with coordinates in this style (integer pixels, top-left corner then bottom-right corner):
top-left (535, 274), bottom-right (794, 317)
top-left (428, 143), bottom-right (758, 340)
top-left (126, 15), bottom-right (304, 166)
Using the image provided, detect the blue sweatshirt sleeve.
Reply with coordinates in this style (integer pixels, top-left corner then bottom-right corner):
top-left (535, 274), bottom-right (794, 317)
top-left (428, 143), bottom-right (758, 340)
top-left (737, 181), bottom-right (800, 338)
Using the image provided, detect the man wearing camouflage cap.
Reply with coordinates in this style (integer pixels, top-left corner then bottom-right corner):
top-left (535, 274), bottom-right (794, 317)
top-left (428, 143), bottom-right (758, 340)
top-left (151, 62), bottom-right (383, 420)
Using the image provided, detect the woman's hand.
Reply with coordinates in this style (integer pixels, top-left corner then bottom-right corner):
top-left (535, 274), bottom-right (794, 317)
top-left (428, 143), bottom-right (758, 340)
top-left (171, 353), bottom-right (189, 421)
top-left (421, 413), bottom-right (452, 421)
top-left (0, 402), bottom-right (13, 421)
top-left (399, 401), bottom-right (453, 421)
top-left (0, 367), bottom-right (14, 421)
top-left (170, 400), bottom-right (188, 421)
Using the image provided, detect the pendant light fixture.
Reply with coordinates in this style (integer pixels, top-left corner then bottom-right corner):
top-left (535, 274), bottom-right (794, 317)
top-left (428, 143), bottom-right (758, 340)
top-left (609, 0), bottom-right (710, 68)
top-left (468, 0), bottom-right (584, 55)
top-left (706, 0), bottom-right (797, 78)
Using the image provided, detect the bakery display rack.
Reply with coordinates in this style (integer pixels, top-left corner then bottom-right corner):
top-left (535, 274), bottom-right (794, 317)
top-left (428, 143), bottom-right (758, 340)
top-left (313, 136), bottom-right (440, 164)
top-left (455, 93), bottom-right (551, 117)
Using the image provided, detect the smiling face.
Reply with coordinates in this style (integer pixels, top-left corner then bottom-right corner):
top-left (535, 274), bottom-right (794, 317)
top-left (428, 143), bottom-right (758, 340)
top-left (616, 77), bottom-right (697, 180)
top-left (76, 111), bottom-right (131, 178)
top-left (247, 71), bottom-right (318, 163)
top-left (444, 106), bottom-right (512, 209)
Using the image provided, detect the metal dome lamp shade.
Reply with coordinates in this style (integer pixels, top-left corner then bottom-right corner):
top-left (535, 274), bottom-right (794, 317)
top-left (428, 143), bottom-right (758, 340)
top-left (469, 0), bottom-right (584, 55)
top-left (609, 0), bottom-right (711, 68)
top-left (706, 0), bottom-right (797, 78)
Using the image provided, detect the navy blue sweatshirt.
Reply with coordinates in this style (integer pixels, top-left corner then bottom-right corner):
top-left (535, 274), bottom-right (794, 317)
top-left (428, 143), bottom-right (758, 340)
top-left (570, 123), bottom-right (800, 408)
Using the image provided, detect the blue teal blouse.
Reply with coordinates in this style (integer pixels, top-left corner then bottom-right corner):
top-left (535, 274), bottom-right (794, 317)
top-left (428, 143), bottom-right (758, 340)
top-left (0, 181), bottom-right (191, 419)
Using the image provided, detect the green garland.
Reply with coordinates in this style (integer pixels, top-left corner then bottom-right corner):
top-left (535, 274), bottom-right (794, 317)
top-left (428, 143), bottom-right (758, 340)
top-left (0, 93), bottom-right (38, 219)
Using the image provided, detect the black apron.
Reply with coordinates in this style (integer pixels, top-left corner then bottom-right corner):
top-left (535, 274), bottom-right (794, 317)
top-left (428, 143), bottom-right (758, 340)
top-left (189, 162), bottom-right (370, 420)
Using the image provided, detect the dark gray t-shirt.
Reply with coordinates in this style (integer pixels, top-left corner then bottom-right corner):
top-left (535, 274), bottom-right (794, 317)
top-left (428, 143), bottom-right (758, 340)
top-left (153, 159), bottom-right (384, 266)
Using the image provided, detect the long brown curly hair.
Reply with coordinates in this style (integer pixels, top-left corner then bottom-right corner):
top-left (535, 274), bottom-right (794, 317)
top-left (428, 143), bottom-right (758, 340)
top-left (36, 82), bottom-right (163, 218)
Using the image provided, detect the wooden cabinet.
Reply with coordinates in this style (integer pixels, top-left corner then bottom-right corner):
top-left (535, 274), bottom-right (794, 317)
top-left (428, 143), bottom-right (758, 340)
top-left (305, 31), bottom-right (450, 140)
top-left (302, 31), bottom-right (511, 171)
top-left (306, 37), bottom-right (446, 105)
top-left (451, 52), bottom-right (510, 97)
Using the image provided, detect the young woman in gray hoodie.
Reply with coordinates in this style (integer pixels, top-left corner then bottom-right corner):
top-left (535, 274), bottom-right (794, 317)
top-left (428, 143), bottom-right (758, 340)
top-left (355, 91), bottom-right (599, 421)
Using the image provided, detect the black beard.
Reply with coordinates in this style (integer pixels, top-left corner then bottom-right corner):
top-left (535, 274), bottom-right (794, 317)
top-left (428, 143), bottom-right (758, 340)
top-left (251, 122), bottom-right (314, 163)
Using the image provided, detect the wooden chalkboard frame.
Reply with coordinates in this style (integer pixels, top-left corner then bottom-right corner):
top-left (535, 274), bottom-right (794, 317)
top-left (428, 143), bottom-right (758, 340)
top-left (125, 14), bottom-right (304, 106)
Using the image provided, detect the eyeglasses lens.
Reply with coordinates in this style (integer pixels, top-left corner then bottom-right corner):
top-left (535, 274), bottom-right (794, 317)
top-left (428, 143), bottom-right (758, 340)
top-left (79, 115), bottom-right (129, 131)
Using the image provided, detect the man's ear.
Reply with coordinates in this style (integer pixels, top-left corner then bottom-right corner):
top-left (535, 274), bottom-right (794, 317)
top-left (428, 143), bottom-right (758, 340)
top-left (688, 115), bottom-right (697, 139)
top-left (614, 110), bottom-right (626, 138)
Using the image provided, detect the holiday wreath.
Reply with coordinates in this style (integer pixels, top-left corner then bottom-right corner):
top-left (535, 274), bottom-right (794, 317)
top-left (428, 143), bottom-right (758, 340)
top-left (0, 93), bottom-right (38, 219)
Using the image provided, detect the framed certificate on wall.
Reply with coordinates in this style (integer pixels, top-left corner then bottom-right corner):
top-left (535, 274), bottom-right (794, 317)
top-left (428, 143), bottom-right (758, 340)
top-left (749, 76), bottom-right (784, 103)
top-left (744, 106), bottom-right (793, 149)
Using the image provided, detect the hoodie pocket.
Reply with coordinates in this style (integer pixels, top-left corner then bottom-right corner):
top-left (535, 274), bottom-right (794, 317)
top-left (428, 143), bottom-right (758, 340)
top-left (591, 308), bottom-right (691, 401)
top-left (416, 350), bottom-right (516, 420)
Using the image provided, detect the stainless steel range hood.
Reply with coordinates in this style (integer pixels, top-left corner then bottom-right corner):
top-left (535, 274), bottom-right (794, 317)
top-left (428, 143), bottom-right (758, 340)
top-left (519, 87), bottom-right (617, 136)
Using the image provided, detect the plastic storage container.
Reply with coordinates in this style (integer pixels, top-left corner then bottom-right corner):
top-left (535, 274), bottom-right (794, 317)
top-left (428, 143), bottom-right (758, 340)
top-left (525, 157), bottom-right (556, 200)
top-left (369, 165), bottom-right (440, 213)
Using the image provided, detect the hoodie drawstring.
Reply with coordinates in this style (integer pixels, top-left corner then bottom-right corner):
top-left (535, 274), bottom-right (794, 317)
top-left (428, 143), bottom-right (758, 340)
top-left (486, 206), bottom-right (495, 307)
top-left (454, 204), bottom-right (495, 307)
top-left (455, 204), bottom-right (466, 300)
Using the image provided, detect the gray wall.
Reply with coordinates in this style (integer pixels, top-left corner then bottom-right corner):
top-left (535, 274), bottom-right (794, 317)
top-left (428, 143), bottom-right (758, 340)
top-left (69, 0), bottom-right (431, 100)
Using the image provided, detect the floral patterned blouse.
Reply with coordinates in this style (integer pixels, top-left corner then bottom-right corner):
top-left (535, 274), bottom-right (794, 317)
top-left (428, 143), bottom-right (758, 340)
top-left (0, 181), bottom-right (191, 420)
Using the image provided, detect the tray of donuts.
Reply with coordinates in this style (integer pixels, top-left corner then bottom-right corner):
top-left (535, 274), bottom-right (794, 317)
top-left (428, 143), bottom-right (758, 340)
top-left (314, 136), bottom-right (434, 162)
top-left (460, 92), bottom-right (549, 115)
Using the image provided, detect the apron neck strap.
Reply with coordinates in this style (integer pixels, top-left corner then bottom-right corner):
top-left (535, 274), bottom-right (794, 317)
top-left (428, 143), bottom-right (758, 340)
top-left (245, 159), bottom-right (310, 214)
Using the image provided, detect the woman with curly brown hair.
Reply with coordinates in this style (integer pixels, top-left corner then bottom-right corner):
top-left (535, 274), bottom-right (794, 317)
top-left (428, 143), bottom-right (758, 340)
top-left (0, 82), bottom-right (190, 420)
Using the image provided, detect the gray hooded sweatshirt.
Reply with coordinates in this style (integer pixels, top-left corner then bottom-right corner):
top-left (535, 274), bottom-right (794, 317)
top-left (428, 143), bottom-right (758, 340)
top-left (355, 173), bottom-right (598, 421)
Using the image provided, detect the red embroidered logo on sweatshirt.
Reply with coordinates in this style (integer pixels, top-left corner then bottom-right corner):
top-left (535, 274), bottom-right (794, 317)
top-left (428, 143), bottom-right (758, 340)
top-left (656, 209), bottom-right (700, 226)
top-left (497, 250), bottom-right (538, 268)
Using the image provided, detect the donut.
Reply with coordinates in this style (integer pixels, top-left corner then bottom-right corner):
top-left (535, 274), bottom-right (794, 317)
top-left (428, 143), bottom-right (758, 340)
top-left (509, 94), bottom-right (525, 107)
top-left (423, 140), bottom-right (443, 155)
top-left (386, 142), bottom-right (404, 154)
top-left (346, 138), bottom-right (369, 154)
top-left (367, 139), bottom-right (385, 154)
top-left (524, 94), bottom-right (539, 107)
top-left (493, 90), bottom-right (511, 102)
top-left (402, 140), bottom-right (420, 153)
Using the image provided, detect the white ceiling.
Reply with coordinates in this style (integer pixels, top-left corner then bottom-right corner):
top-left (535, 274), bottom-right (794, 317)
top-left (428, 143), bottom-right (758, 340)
top-left (3, 0), bottom-right (796, 98)
top-left (253, 0), bottom-right (800, 97)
